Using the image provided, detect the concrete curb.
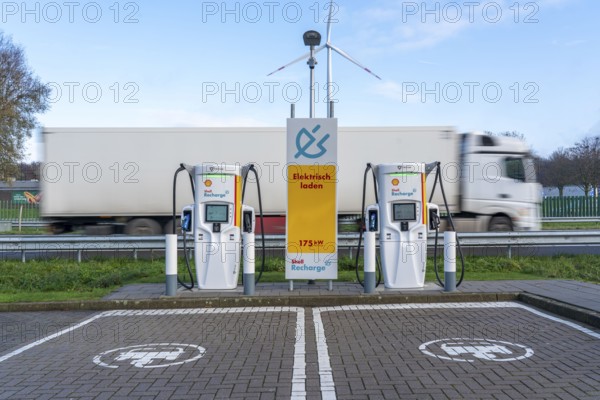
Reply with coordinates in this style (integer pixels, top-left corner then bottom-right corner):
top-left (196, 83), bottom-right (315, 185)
top-left (0, 292), bottom-right (520, 312)
top-left (1, 292), bottom-right (599, 330)
top-left (519, 293), bottom-right (600, 329)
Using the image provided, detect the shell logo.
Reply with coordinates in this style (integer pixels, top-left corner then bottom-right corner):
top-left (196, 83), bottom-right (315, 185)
top-left (392, 178), bottom-right (400, 186)
top-left (204, 180), bottom-right (212, 187)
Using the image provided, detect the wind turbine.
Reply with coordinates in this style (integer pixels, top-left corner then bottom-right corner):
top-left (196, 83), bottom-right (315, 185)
top-left (268, 1), bottom-right (381, 118)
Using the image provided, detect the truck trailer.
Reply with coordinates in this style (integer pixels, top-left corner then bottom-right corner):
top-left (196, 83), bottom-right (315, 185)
top-left (41, 127), bottom-right (541, 234)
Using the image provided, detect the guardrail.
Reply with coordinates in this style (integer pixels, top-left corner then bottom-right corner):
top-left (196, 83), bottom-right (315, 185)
top-left (10, 221), bottom-right (46, 228)
top-left (0, 217), bottom-right (598, 233)
top-left (2, 217), bottom-right (599, 227)
top-left (541, 217), bottom-right (600, 223)
top-left (1, 231), bottom-right (599, 262)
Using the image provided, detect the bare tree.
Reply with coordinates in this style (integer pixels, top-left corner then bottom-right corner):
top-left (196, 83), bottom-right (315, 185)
top-left (498, 130), bottom-right (526, 142)
top-left (570, 136), bottom-right (600, 197)
top-left (538, 148), bottom-right (575, 196)
top-left (17, 161), bottom-right (41, 181)
top-left (486, 130), bottom-right (527, 142)
top-left (0, 31), bottom-right (51, 181)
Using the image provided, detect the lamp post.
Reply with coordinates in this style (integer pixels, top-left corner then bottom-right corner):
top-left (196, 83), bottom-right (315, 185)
top-left (303, 30), bottom-right (321, 118)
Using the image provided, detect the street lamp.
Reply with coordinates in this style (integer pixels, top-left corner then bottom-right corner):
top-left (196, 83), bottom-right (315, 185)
top-left (303, 30), bottom-right (321, 118)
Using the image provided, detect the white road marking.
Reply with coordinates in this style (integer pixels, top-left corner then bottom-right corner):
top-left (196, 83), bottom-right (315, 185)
top-left (419, 338), bottom-right (534, 362)
top-left (312, 301), bottom-right (600, 400)
top-left (93, 343), bottom-right (206, 368)
top-left (0, 312), bottom-right (105, 364)
top-left (0, 307), bottom-right (306, 400)
top-left (2, 301), bottom-right (598, 400)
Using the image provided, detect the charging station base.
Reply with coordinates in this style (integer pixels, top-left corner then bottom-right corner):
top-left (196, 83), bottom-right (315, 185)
top-left (374, 282), bottom-right (442, 292)
top-left (175, 287), bottom-right (244, 295)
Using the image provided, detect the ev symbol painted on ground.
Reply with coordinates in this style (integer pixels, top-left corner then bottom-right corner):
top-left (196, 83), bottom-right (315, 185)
top-left (419, 338), bottom-right (534, 363)
top-left (93, 343), bottom-right (206, 369)
top-left (295, 124), bottom-right (330, 159)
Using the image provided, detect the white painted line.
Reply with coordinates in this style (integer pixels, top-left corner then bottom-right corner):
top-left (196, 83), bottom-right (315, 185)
top-left (291, 308), bottom-right (307, 400)
top-left (0, 312), bottom-right (107, 364)
top-left (419, 338), bottom-right (534, 363)
top-left (513, 302), bottom-right (600, 340)
top-left (0, 307), bottom-right (306, 400)
top-left (313, 301), bottom-right (600, 399)
top-left (313, 308), bottom-right (336, 400)
top-left (93, 343), bottom-right (206, 369)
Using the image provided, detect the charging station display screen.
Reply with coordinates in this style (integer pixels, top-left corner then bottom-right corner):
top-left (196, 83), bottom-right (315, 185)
top-left (393, 203), bottom-right (416, 221)
top-left (205, 204), bottom-right (229, 223)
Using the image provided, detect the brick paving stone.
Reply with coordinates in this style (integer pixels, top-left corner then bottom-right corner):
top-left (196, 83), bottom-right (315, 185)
top-left (0, 309), bottom-right (299, 399)
top-left (318, 305), bottom-right (600, 399)
top-left (103, 280), bottom-right (600, 315)
top-left (1, 300), bottom-right (599, 399)
top-left (556, 393), bottom-right (580, 400)
top-left (0, 310), bottom-right (95, 355)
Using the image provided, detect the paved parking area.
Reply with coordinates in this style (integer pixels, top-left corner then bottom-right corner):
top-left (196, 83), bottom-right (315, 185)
top-left (0, 311), bottom-right (94, 355)
top-left (0, 308), bottom-right (304, 399)
top-left (313, 303), bottom-right (600, 399)
top-left (1, 303), bottom-right (599, 399)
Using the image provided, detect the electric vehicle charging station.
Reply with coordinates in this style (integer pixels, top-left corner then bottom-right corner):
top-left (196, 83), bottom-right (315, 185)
top-left (365, 163), bottom-right (438, 289)
top-left (180, 164), bottom-right (255, 291)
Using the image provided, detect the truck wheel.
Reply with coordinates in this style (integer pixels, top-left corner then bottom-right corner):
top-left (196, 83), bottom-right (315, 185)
top-left (84, 225), bottom-right (115, 235)
top-left (125, 218), bottom-right (162, 235)
top-left (489, 216), bottom-right (513, 232)
top-left (50, 223), bottom-right (72, 234)
top-left (163, 218), bottom-right (181, 235)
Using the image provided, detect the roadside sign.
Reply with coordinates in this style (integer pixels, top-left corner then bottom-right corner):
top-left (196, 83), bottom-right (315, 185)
top-left (286, 118), bottom-right (338, 280)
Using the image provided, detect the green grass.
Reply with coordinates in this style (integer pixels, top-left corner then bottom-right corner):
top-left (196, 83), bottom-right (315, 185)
top-left (0, 205), bottom-right (40, 220)
top-left (0, 288), bottom-right (114, 303)
top-left (542, 221), bottom-right (600, 230)
top-left (0, 227), bottom-right (48, 235)
top-left (0, 254), bottom-right (598, 303)
top-left (0, 258), bottom-right (166, 303)
top-left (251, 270), bottom-right (545, 283)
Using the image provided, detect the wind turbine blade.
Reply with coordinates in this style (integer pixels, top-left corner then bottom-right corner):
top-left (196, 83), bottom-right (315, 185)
top-left (326, 0), bottom-right (334, 42)
top-left (267, 51), bottom-right (311, 76)
top-left (328, 44), bottom-right (382, 80)
top-left (267, 45), bottom-right (326, 76)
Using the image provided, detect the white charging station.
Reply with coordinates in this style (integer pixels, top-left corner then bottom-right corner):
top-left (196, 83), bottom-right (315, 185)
top-left (181, 164), bottom-right (254, 290)
top-left (368, 163), bottom-right (434, 289)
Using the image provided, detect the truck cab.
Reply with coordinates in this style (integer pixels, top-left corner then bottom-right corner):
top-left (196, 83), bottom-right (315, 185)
top-left (459, 133), bottom-right (542, 231)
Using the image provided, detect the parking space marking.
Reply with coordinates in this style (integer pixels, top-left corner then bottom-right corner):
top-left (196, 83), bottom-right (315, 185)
top-left (313, 301), bottom-right (600, 400)
top-left (0, 306), bottom-right (306, 400)
top-left (419, 337), bottom-right (534, 362)
top-left (0, 312), bottom-right (105, 364)
top-left (92, 342), bottom-right (207, 368)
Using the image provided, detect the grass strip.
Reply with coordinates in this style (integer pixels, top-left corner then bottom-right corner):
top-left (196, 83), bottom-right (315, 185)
top-left (0, 254), bottom-right (598, 303)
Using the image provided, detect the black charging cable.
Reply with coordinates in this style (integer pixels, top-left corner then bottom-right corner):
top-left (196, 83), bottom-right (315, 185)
top-left (172, 164), bottom-right (195, 290)
top-left (241, 164), bottom-right (266, 284)
top-left (354, 163), bottom-right (383, 287)
top-left (430, 162), bottom-right (465, 287)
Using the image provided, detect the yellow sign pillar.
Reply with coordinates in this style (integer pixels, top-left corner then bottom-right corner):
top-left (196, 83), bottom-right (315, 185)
top-left (286, 118), bottom-right (338, 280)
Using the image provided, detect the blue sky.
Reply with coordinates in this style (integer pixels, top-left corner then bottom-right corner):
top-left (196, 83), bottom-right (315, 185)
top-left (1, 0), bottom-right (598, 160)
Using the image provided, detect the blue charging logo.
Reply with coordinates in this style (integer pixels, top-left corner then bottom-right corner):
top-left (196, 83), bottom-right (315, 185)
top-left (295, 124), bottom-right (330, 159)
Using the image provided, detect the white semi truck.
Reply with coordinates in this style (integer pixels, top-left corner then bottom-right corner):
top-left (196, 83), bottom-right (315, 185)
top-left (41, 127), bottom-right (541, 234)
